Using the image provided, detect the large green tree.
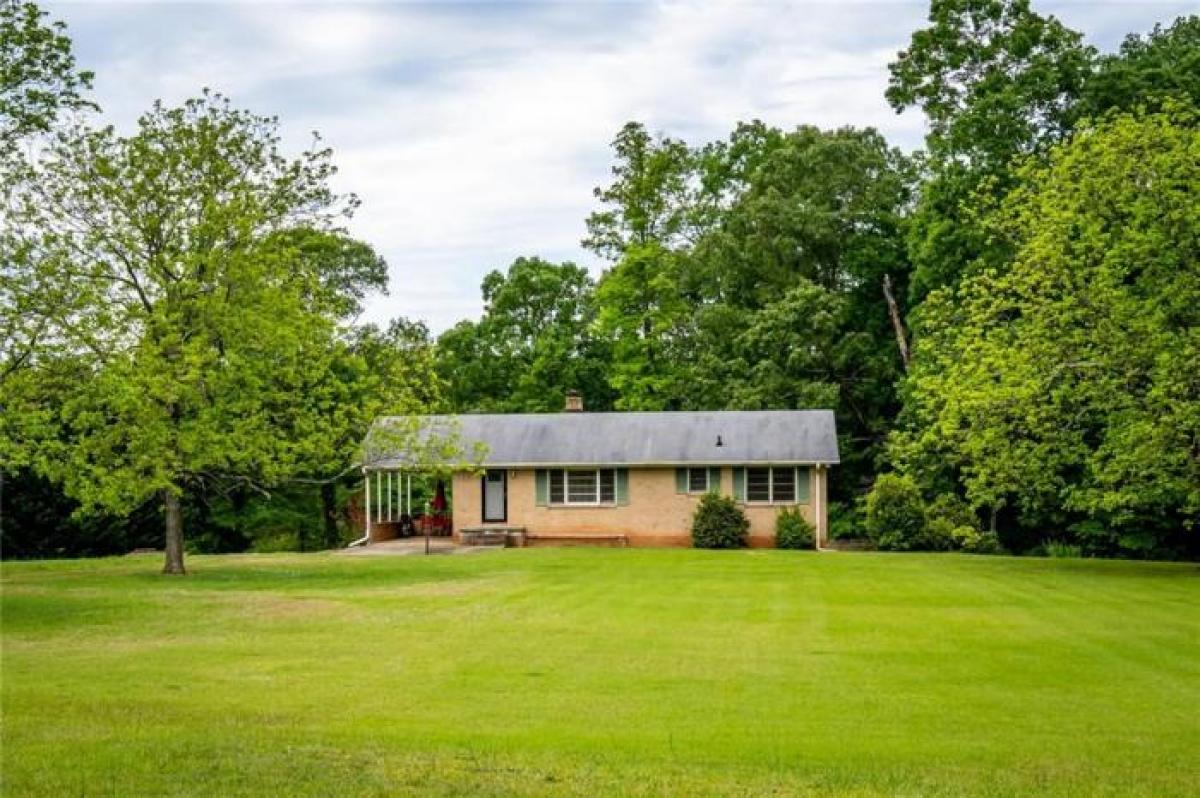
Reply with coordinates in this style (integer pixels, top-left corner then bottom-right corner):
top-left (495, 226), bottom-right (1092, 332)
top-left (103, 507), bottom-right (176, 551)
top-left (892, 107), bottom-right (1199, 556)
top-left (250, 229), bottom-right (442, 549)
top-left (297, 318), bottom-right (444, 548)
top-left (887, 0), bottom-right (1094, 169)
top-left (887, 0), bottom-right (1096, 302)
top-left (583, 122), bottom-right (695, 260)
top-left (581, 124), bottom-right (699, 410)
top-left (2, 93), bottom-right (359, 573)
top-left (437, 256), bottom-right (613, 412)
top-left (690, 125), bottom-right (914, 490)
top-left (594, 242), bottom-right (692, 410)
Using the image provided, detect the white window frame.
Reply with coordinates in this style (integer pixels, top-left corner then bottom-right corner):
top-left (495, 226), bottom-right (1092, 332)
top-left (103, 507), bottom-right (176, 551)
top-left (745, 466), bottom-right (799, 505)
top-left (548, 468), bottom-right (616, 506)
top-left (686, 467), bottom-right (711, 494)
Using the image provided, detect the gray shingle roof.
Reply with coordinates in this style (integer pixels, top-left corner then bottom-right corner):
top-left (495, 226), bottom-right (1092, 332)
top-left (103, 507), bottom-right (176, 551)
top-left (368, 410), bottom-right (839, 468)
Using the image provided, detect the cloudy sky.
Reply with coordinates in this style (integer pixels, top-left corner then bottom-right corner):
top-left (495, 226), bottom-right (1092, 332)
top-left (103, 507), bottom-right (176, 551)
top-left (52, 0), bottom-right (1193, 332)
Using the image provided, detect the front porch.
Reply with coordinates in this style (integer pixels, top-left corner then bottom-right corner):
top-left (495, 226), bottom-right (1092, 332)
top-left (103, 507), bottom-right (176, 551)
top-left (360, 469), bottom-right (453, 544)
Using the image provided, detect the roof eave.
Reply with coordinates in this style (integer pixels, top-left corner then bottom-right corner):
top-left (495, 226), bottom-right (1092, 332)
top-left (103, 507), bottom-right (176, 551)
top-left (365, 459), bottom-right (839, 470)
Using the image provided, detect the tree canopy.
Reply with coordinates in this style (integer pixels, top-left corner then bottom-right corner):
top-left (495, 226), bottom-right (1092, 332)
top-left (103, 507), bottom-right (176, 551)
top-left (437, 256), bottom-right (613, 413)
top-left (0, 1), bottom-right (95, 146)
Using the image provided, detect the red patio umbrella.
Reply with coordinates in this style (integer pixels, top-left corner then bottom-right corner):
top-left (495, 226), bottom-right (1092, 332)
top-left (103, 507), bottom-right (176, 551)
top-left (431, 480), bottom-right (447, 514)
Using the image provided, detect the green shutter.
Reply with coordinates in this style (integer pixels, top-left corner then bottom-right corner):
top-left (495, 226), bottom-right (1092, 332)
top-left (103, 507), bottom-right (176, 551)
top-left (732, 467), bottom-right (745, 501)
top-left (616, 468), bottom-right (630, 505)
top-left (675, 467), bottom-right (687, 493)
top-left (797, 467), bottom-right (811, 503)
top-left (708, 466), bottom-right (722, 493)
top-left (535, 469), bottom-right (548, 506)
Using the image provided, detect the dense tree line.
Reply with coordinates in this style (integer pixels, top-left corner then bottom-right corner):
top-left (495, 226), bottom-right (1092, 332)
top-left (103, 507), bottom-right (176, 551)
top-left (3, 1), bottom-right (1197, 563)
top-left (882, 3), bottom-right (1198, 557)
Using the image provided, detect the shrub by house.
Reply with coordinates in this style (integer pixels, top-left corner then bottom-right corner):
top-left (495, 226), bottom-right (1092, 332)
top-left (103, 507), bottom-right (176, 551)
top-left (691, 492), bottom-right (750, 549)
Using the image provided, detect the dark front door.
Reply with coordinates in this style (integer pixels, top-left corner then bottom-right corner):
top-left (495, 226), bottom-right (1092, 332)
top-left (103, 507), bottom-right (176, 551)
top-left (482, 469), bottom-right (507, 522)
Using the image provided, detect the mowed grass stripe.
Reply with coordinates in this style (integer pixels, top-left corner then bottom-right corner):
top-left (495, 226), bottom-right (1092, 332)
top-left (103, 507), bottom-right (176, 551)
top-left (2, 549), bottom-right (1197, 796)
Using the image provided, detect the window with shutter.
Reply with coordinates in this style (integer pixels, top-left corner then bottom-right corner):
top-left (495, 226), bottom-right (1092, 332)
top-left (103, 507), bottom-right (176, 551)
top-left (744, 467), bottom-right (802, 504)
top-left (546, 469), bottom-right (618, 506)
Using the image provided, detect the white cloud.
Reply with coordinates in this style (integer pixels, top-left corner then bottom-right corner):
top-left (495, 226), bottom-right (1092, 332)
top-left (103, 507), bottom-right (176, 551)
top-left (51, 0), bottom-right (1196, 331)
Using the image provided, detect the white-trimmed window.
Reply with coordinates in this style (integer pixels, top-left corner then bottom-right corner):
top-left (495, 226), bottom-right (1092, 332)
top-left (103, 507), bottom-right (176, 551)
top-left (548, 469), bottom-right (616, 505)
top-left (687, 467), bottom-right (710, 493)
top-left (746, 467), bottom-right (797, 504)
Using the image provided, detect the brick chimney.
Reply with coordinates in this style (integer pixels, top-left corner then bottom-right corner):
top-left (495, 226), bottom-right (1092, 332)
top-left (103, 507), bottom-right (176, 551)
top-left (564, 390), bottom-right (583, 412)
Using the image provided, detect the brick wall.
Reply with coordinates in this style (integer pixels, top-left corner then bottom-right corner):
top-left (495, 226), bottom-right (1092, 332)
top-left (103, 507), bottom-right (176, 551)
top-left (453, 466), bottom-right (819, 547)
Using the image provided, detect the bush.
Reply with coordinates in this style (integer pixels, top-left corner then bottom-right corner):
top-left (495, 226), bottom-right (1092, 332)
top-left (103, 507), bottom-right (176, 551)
top-left (1044, 539), bottom-right (1083, 558)
top-left (968, 531), bottom-right (1003, 554)
top-left (925, 494), bottom-right (1002, 553)
top-left (951, 525), bottom-right (1004, 555)
top-left (775, 507), bottom-right (815, 549)
top-left (921, 517), bottom-right (958, 552)
top-left (827, 501), bottom-right (862, 540)
top-left (926, 494), bottom-right (977, 530)
top-left (691, 492), bottom-right (749, 549)
top-left (864, 473), bottom-right (926, 551)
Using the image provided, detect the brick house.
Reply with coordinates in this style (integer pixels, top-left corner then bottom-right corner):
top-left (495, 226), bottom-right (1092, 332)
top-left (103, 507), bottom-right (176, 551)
top-left (361, 398), bottom-right (839, 548)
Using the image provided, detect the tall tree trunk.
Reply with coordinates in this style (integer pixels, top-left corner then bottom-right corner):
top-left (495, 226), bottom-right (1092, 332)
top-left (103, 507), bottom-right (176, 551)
top-left (162, 488), bottom-right (186, 575)
top-left (321, 482), bottom-right (340, 549)
top-left (882, 273), bottom-right (910, 370)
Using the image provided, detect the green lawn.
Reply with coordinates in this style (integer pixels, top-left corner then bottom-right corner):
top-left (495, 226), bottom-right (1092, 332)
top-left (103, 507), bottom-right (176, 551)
top-left (2, 550), bottom-right (1197, 796)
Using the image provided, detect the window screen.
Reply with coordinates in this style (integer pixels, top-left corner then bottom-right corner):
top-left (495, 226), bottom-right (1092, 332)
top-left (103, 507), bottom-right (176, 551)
top-left (687, 467), bottom-right (709, 493)
top-left (771, 467), bottom-right (795, 502)
top-left (567, 470), bottom-right (598, 503)
top-left (746, 468), bottom-right (771, 502)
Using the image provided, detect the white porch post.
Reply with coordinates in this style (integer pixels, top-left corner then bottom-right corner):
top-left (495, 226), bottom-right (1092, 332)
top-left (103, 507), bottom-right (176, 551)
top-left (815, 465), bottom-right (828, 549)
top-left (387, 471), bottom-right (393, 522)
top-left (364, 471), bottom-right (372, 541)
top-left (406, 473), bottom-right (412, 516)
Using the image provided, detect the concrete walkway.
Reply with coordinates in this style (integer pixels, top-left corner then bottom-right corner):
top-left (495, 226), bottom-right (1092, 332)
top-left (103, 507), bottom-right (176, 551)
top-left (337, 537), bottom-right (496, 556)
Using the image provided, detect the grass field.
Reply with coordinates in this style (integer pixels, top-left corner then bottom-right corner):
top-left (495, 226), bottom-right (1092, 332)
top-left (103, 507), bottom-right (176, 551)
top-left (2, 549), bottom-right (1197, 796)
